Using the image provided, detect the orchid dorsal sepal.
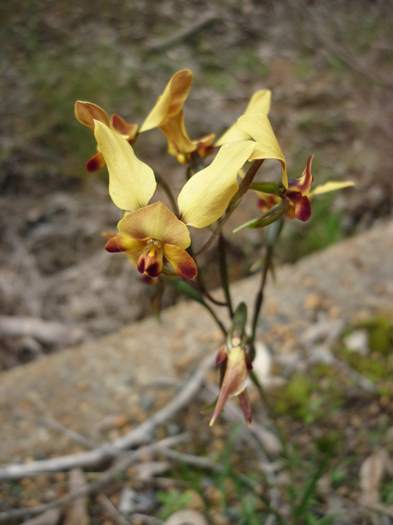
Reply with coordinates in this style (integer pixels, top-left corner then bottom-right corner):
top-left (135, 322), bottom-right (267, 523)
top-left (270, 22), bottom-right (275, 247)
top-left (94, 120), bottom-right (157, 212)
top-left (250, 181), bottom-right (284, 196)
top-left (311, 180), bottom-right (355, 196)
top-left (233, 202), bottom-right (286, 233)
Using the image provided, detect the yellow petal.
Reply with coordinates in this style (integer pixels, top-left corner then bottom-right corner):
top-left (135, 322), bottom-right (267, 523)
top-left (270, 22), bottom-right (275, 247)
top-left (178, 141), bottom-right (255, 228)
top-left (74, 100), bottom-right (110, 128)
top-left (311, 180), bottom-right (355, 196)
top-left (216, 90), bottom-right (271, 146)
top-left (246, 89), bottom-right (271, 116)
top-left (236, 114), bottom-right (288, 187)
top-left (118, 202), bottom-right (191, 248)
top-left (163, 243), bottom-right (198, 280)
top-left (94, 121), bottom-right (156, 211)
top-left (140, 69), bottom-right (193, 132)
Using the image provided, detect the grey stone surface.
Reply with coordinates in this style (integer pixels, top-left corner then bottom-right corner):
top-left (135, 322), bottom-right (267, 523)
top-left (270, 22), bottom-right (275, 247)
top-left (0, 221), bottom-right (392, 462)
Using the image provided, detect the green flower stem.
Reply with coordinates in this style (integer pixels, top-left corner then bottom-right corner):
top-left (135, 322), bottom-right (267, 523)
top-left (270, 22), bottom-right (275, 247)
top-left (250, 219), bottom-right (284, 344)
top-left (188, 246), bottom-right (227, 308)
top-left (218, 233), bottom-right (234, 319)
top-left (202, 300), bottom-right (227, 338)
top-left (156, 174), bottom-right (179, 215)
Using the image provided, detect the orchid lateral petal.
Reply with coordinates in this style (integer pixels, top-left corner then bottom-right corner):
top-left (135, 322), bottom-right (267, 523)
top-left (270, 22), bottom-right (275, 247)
top-left (311, 180), bottom-right (355, 196)
top-left (74, 100), bottom-right (110, 128)
top-left (110, 114), bottom-right (138, 140)
top-left (216, 90), bottom-right (271, 146)
top-left (105, 233), bottom-right (146, 255)
top-left (140, 69), bottom-right (193, 132)
top-left (86, 151), bottom-right (105, 172)
top-left (118, 202), bottom-right (191, 248)
top-left (163, 243), bottom-right (198, 280)
top-left (236, 114), bottom-right (288, 187)
top-left (94, 121), bottom-right (157, 211)
top-left (178, 141), bottom-right (255, 228)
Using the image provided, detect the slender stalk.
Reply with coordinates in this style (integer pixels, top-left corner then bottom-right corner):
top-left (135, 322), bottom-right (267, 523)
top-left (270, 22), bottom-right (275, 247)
top-left (188, 245), bottom-right (227, 307)
top-left (202, 300), bottom-right (227, 337)
top-left (250, 219), bottom-right (284, 344)
top-left (196, 159), bottom-right (264, 255)
top-left (218, 233), bottom-right (234, 318)
top-left (250, 244), bottom-right (274, 343)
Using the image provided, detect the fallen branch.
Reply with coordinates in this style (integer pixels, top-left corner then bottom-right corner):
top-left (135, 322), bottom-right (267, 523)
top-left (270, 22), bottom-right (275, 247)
top-left (0, 316), bottom-right (84, 346)
top-left (0, 355), bottom-right (213, 480)
top-left (0, 435), bottom-right (186, 523)
top-left (96, 494), bottom-right (129, 525)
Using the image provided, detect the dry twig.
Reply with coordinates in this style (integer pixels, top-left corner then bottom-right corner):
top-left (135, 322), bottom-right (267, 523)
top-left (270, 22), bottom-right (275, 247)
top-left (96, 494), bottom-right (129, 525)
top-left (0, 435), bottom-right (186, 523)
top-left (0, 354), bottom-right (213, 480)
top-left (0, 316), bottom-right (84, 346)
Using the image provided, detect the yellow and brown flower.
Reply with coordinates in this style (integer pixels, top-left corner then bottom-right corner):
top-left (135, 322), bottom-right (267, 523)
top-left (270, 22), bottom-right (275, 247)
top-left (93, 119), bottom-right (255, 281)
top-left (140, 69), bottom-right (215, 163)
top-left (74, 100), bottom-right (138, 172)
top-left (255, 155), bottom-right (354, 222)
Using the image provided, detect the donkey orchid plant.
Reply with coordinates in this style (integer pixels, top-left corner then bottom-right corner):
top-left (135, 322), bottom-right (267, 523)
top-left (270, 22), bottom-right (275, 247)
top-left (75, 68), bottom-right (353, 425)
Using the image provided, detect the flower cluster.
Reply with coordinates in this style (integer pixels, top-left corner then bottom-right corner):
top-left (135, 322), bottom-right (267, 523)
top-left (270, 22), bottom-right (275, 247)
top-left (75, 69), bottom-right (353, 424)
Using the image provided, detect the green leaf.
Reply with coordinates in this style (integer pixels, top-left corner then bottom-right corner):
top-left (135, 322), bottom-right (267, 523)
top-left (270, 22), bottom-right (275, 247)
top-left (250, 181), bottom-right (283, 195)
top-left (233, 203), bottom-right (285, 233)
top-left (166, 277), bottom-right (205, 304)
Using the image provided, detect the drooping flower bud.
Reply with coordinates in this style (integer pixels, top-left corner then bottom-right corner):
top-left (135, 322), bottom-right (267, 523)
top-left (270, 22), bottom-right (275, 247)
top-left (210, 344), bottom-right (252, 426)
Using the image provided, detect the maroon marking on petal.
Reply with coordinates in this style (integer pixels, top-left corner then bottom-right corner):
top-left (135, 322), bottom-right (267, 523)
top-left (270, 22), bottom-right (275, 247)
top-left (86, 152), bottom-right (105, 172)
top-left (286, 190), bottom-right (302, 202)
top-left (137, 255), bottom-right (146, 274)
top-left (179, 262), bottom-right (197, 280)
top-left (146, 262), bottom-right (160, 277)
top-left (105, 236), bottom-right (126, 253)
top-left (295, 196), bottom-right (312, 222)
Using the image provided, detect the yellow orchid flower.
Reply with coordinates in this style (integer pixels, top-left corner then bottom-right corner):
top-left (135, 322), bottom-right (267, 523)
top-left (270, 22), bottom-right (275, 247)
top-left (217, 89), bottom-right (288, 187)
top-left (140, 68), bottom-right (215, 164)
top-left (74, 100), bottom-right (138, 172)
top-left (94, 120), bottom-right (254, 280)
